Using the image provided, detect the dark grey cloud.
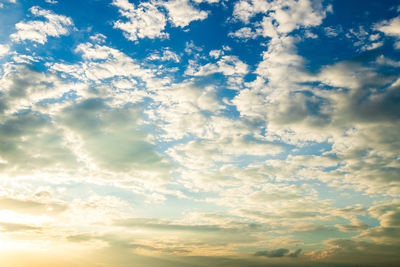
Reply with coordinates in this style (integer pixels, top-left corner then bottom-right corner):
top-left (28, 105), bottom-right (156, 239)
top-left (320, 238), bottom-right (400, 266)
top-left (288, 249), bottom-right (302, 258)
top-left (255, 248), bottom-right (290, 257)
top-left (254, 248), bottom-right (300, 259)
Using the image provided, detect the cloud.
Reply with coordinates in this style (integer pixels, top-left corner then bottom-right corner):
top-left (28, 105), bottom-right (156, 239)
top-left (0, 59), bottom-right (171, 183)
top-left (0, 196), bottom-right (67, 215)
top-left (267, 0), bottom-right (326, 35)
top-left (112, 0), bottom-right (209, 40)
top-left (0, 65), bottom-right (75, 114)
top-left (0, 66), bottom-right (81, 175)
top-left (288, 249), bottom-right (302, 257)
top-left (148, 48), bottom-right (180, 63)
top-left (0, 222), bottom-right (41, 232)
top-left (255, 248), bottom-right (289, 257)
top-left (0, 44), bottom-right (9, 57)
top-left (116, 217), bottom-right (223, 232)
top-left (324, 26), bottom-right (342, 37)
top-left (10, 6), bottom-right (73, 44)
top-left (233, 0), bottom-right (328, 37)
top-left (57, 98), bottom-right (171, 176)
top-left (185, 55), bottom-right (248, 89)
top-left (163, 0), bottom-right (208, 28)
top-left (229, 27), bottom-right (259, 39)
top-left (357, 202), bottom-right (400, 245)
top-left (313, 238), bottom-right (400, 266)
top-left (0, 111), bottom-right (79, 175)
top-left (49, 42), bottom-right (157, 109)
top-left (145, 80), bottom-right (222, 141)
top-left (375, 16), bottom-right (400, 49)
top-left (193, 0), bottom-right (220, 3)
top-left (233, 0), bottom-right (270, 23)
top-left (112, 0), bottom-right (168, 41)
top-left (1, 1), bottom-right (400, 266)
top-left (335, 218), bottom-right (369, 233)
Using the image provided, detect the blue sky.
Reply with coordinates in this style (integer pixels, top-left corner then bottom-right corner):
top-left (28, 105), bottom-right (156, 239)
top-left (0, 0), bottom-right (400, 266)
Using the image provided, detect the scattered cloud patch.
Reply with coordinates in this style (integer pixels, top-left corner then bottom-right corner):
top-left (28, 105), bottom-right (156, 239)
top-left (375, 15), bottom-right (400, 49)
top-left (163, 0), bottom-right (208, 28)
top-left (112, 0), bottom-right (168, 41)
top-left (10, 6), bottom-right (73, 44)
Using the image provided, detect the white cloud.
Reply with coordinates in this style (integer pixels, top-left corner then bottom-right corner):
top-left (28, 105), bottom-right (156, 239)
top-left (51, 42), bottom-right (153, 86)
top-left (324, 26), bottom-right (342, 37)
top-left (209, 49), bottom-right (223, 59)
top-left (376, 55), bottom-right (400, 67)
top-left (148, 48), bottom-right (180, 62)
top-left (145, 81), bottom-right (220, 140)
top-left (344, 26), bottom-right (383, 51)
top-left (233, 0), bottom-right (329, 42)
top-left (233, 0), bottom-right (270, 23)
top-left (271, 0), bottom-right (325, 34)
top-left (185, 55), bottom-right (248, 77)
top-left (89, 33), bottom-right (106, 43)
top-left (229, 27), bottom-right (258, 39)
top-left (163, 0), bottom-right (208, 28)
top-left (10, 6), bottom-right (73, 44)
top-left (193, 0), bottom-right (219, 3)
top-left (184, 40), bottom-right (203, 55)
top-left (0, 44), bottom-right (9, 57)
top-left (0, 65), bottom-right (77, 115)
top-left (375, 16), bottom-right (400, 49)
top-left (112, 0), bottom-right (168, 41)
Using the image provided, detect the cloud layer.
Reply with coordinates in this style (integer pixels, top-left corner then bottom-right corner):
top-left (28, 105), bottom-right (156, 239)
top-left (0, 0), bottom-right (399, 266)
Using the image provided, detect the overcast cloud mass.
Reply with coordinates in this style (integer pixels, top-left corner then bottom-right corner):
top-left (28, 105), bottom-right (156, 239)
top-left (0, 0), bottom-right (399, 266)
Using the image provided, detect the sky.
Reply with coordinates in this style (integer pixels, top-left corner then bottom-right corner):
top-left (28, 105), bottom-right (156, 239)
top-left (0, 0), bottom-right (400, 266)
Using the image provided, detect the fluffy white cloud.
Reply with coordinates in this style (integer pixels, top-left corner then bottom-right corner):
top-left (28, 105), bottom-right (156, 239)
top-left (193, 0), bottom-right (219, 3)
top-left (50, 42), bottom-right (154, 92)
top-left (269, 0), bottom-right (326, 34)
top-left (112, 0), bottom-right (168, 41)
top-left (112, 0), bottom-right (209, 40)
top-left (0, 65), bottom-right (77, 115)
top-left (233, 0), bottom-right (270, 23)
top-left (0, 44), bottom-right (9, 57)
top-left (185, 55), bottom-right (248, 77)
top-left (229, 27), bottom-right (258, 39)
top-left (163, 0), bottom-right (208, 28)
top-left (148, 48), bottom-right (180, 62)
top-left (10, 6), bottom-right (73, 44)
top-left (232, 0), bottom-right (329, 43)
top-left (375, 16), bottom-right (400, 49)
